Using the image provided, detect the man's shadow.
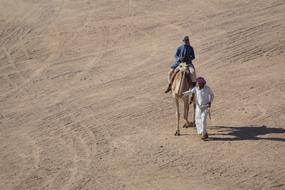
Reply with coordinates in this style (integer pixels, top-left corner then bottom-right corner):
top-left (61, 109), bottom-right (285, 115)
top-left (209, 125), bottom-right (285, 142)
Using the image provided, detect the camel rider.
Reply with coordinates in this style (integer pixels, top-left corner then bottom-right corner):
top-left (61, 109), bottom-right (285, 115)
top-left (165, 36), bottom-right (197, 93)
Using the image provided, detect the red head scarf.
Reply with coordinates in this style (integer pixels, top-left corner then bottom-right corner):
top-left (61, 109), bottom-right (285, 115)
top-left (196, 77), bottom-right (206, 85)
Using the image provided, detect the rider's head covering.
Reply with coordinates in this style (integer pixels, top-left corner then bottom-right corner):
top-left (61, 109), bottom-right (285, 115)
top-left (196, 77), bottom-right (206, 85)
top-left (183, 36), bottom-right (189, 42)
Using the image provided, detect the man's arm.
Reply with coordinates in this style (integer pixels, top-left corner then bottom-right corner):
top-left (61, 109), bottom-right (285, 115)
top-left (175, 46), bottom-right (181, 61)
top-left (191, 47), bottom-right (195, 60)
top-left (208, 87), bottom-right (214, 107)
top-left (183, 90), bottom-right (192, 96)
top-left (183, 87), bottom-right (196, 96)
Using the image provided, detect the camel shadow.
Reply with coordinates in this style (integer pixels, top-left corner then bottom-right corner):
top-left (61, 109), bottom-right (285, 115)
top-left (209, 125), bottom-right (285, 142)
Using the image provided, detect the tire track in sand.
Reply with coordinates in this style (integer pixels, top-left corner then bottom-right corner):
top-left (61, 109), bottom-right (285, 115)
top-left (0, 131), bottom-right (41, 189)
top-left (0, 0), bottom-right (65, 100)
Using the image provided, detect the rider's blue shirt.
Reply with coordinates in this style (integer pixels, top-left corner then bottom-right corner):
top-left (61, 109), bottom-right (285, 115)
top-left (171, 44), bottom-right (195, 69)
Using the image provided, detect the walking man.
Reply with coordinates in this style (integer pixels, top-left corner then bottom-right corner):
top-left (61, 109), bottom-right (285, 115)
top-left (183, 77), bottom-right (214, 140)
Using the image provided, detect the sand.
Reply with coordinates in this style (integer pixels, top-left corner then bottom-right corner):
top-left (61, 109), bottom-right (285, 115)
top-left (0, 0), bottom-right (285, 189)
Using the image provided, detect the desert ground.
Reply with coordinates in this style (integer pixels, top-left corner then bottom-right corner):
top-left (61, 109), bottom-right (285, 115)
top-left (0, 0), bottom-right (285, 189)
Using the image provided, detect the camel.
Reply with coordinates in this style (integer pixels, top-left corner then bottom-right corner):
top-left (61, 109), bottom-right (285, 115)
top-left (170, 63), bottom-right (196, 136)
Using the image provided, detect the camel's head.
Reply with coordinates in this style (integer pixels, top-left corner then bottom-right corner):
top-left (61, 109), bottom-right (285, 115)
top-left (172, 63), bottom-right (192, 97)
top-left (178, 62), bottom-right (190, 74)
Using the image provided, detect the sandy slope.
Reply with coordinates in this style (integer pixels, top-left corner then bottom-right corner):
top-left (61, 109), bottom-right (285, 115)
top-left (0, 0), bottom-right (285, 189)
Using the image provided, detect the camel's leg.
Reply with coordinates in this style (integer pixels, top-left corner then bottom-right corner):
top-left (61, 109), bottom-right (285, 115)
top-left (174, 98), bottom-right (181, 136)
top-left (183, 97), bottom-right (191, 128)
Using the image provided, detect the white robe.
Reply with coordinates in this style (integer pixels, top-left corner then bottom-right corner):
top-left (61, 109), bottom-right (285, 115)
top-left (184, 85), bottom-right (214, 135)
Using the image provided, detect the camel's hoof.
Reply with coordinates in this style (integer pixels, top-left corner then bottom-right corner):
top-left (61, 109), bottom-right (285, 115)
top-left (184, 122), bottom-right (195, 128)
top-left (174, 131), bottom-right (181, 136)
top-left (190, 122), bottom-right (196, 128)
top-left (183, 123), bottom-right (191, 128)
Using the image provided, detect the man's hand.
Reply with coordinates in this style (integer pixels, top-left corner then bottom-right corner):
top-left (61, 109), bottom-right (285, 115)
top-left (208, 102), bottom-right (211, 108)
